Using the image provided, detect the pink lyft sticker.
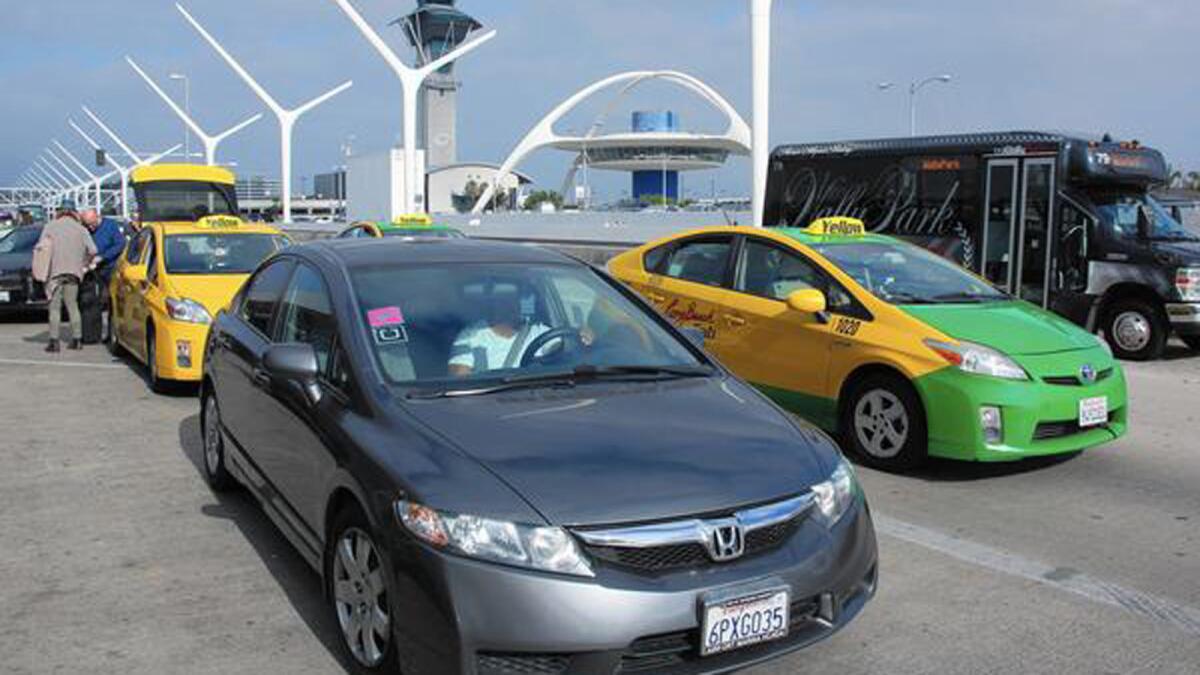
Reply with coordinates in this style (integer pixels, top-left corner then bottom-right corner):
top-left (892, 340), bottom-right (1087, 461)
top-left (368, 306), bottom-right (405, 328)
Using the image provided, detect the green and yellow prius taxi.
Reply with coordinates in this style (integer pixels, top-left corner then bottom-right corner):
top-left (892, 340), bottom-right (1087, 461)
top-left (608, 218), bottom-right (1128, 470)
top-left (336, 214), bottom-right (466, 241)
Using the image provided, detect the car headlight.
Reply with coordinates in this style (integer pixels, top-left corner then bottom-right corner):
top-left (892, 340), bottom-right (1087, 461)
top-left (811, 456), bottom-right (858, 527)
top-left (165, 297), bottom-right (212, 325)
top-left (396, 501), bottom-right (594, 578)
top-left (924, 339), bottom-right (1028, 380)
top-left (1175, 267), bottom-right (1200, 302)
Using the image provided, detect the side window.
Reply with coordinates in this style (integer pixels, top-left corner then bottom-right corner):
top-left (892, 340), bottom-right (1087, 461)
top-left (145, 232), bottom-right (159, 283)
top-left (662, 237), bottom-right (733, 287)
top-left (735, 238), bottom-right (860, 316)
top-left (239, 260), bottom-right (295, 337)
top-left (278, 263), bottom-right (336, 372)
top-left (643, 243), bottom-right (672, 274)
top-left (126, 229), bottom-right (150, 264)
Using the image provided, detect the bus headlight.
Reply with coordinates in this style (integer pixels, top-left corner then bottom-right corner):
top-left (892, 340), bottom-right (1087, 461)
top-left (1174, 268), bottom-right (1200, 302)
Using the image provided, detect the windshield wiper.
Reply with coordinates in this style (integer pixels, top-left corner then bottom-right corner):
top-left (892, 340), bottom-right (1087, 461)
top-left (930, 292), bottom-right (1004, 303)
top-left (406, 364), bottom-right (713, 400)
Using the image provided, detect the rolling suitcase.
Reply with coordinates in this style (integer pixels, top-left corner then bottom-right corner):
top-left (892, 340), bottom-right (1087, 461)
top-left (79, 274), bottom-right (103, 345)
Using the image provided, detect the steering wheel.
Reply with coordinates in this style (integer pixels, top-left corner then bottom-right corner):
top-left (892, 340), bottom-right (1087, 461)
top-left (519, 327), bottom-right (585, 367)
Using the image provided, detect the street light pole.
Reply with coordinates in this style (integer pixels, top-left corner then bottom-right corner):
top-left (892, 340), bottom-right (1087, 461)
top-left (169, 73), bottom-right (191, 160)
top-left (908, 74), bottom-right (951, 137)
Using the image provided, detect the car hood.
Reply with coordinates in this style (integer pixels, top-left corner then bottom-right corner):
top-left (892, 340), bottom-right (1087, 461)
top-left (1149, 239), bottom-right (1200, 266)
top-left (163, 274), bottom-right (248, 315)
top-left (901, 301), bottom-right (1097, 356)
top-left (400, 377), bottom-right (835, 527)
top-left (0, 252), bottom-right (32, 274)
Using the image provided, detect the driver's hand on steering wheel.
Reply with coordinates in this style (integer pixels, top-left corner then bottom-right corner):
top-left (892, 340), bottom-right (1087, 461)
top-left (580, 326), bottom-right (595, 348)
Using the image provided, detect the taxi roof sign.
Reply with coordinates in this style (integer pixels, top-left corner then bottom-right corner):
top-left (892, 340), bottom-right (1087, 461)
top-left (804, 217), bottom-right (867, 236)
top-left (391, 213), bottom-right (434, 227)
top-left (196, 215), bottom-right (242, 229)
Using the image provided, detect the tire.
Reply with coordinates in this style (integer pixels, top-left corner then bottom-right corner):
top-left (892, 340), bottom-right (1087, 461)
top-left (841, 372), bottom-right (928, 471)
top-left (200, 391), bottom-right (236, 492)
top-left (326, 506), bottom-right (399, 674)
top-left (147, 326), bottom-right (168, 394)
top-left (1181, 335), bottom-right (1200, 352)
top-left (1103, 297), bottom-right (1167, 361)
top-left (106, 299), bottom-right (124, 358)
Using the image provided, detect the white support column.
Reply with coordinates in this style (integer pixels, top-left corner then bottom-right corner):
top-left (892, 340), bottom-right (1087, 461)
top-left (177, 3), bottom-right (352, 223)
top-left (43, 151), bottom-right (84, 204)
top-left (750, 0), bottom-right (773, 228)
top-left (53, 140), bottom-right (102, 211)
top-left (71, 119), bottom-right (132, 219)
top-left (126, 57), bottom-right (262, 166)
top-left (81, 105), bottom-right (143, 165)
top-left (330, 0), bottom-right (496, 214)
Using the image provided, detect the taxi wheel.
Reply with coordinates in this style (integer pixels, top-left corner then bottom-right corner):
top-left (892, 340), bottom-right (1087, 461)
top-left (325, 506), bottom-right (399, 674)
top-left (842, 373), bottom-right (928, 471)
top-left (201, 392), bottom-right (235, 492)
top-left (147, 327), bottom-right (168, 394)
top-left (1103, 298), bottom-right (1166, 361)
top-left (106, 318), bottom-right (123, 357)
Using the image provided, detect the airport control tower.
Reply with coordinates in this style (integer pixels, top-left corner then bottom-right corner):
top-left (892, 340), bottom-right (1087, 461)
top-left (394, 1), bottom-right (482, 169)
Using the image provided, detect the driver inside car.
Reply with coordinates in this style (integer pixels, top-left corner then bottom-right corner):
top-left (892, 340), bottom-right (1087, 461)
top-left (448, 285), bottom-right (552, 376)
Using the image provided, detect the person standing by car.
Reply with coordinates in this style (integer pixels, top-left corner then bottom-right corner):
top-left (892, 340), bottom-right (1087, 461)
top-left (35, 206), bottom-right (98, 352)
top-left (80, 209), bottom-right (126, 342)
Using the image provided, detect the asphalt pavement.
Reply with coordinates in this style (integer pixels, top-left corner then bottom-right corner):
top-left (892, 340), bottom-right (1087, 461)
top-left (0, 315), bottom-right (1197, 674)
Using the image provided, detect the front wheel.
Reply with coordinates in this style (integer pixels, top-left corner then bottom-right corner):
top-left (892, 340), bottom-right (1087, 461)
top-left (147, 326), bottom-right (169, 394)
top-left (1103, 298), bottom-right (1167, 361)
top-left (841, 373), bottom-right (928, 471)
top-left (201, 392), bottom-right (236, 492)
top-left (326, 507), bottom-right (399, 674)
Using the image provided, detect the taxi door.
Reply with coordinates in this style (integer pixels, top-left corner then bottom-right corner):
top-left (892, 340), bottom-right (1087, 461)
top-left (112, 228), bottom-right (151, 352)
top-left (641, 234), bottom-right (738, 354)
top-left (128, 229), bottom-right (163, 362)
top-left (719, 236), bottom-right (837, 423)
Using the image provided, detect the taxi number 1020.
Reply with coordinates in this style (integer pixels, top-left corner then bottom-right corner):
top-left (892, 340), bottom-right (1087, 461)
top-left (833, 317), bottom-right (862, 337)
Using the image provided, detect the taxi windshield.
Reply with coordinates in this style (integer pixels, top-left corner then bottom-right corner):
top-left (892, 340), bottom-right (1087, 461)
top-left (351, 262), bottom-right (705, 388)
top-left (164, 234), bottom-right (284, 275)
top-left (137, 181), bottom-right (238, 222)
top-left (382, 228), bottom-right (464, 239)
top-left (812, 241), bottom-right (1006, 305)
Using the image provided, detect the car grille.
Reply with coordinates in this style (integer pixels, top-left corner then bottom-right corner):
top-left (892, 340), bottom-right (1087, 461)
top-left (618, 597), bottom-right (822, 673)
top-left (581, 514), bottom-right (804, 573)
top-left (1042, 369), bottom-right (1114, 386)
top-left (1033, 411), bottom-right (1117, 440)
top-left (476, 652), bottom-right (572, 675)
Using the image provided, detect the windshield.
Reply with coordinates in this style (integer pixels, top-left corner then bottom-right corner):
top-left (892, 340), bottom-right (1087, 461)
top-left (164, 234), bottom-right (285, 275)
top-left (351, 262), bottom-right (704, 388)
top-left (137, 181), bottom-right (238, 222)
top-left (382, 228), bottom-right (464, 239)
top-left (812, 240), bottom-right (1006, 304)
top-left (1091, 192), bottom-right (1197, 241)
top-left (0, 227), bottom-right (42, 254)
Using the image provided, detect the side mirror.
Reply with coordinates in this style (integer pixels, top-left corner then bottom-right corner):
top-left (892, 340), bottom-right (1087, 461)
top-left (680, 326), bottom-right (706, 348)
top-left (787, 288), bottom-right (828, 315)
top-left (122, 265), bottom-right (147, 284)
top-left (263, 343), bottom-right (322, 405)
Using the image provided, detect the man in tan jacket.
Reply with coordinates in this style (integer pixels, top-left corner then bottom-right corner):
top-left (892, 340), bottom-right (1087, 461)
top-left (35, 203), bottom-right (98, 352)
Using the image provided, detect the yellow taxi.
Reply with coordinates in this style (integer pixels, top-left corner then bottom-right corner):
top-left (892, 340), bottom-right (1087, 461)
top-left (109, 164), bottom-right (289, 391)
top-left (609, 218), bottom-right (1126, 469)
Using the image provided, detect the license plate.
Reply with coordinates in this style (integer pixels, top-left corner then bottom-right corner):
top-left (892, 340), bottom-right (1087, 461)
top-left (701, 589), bottom-right (789, 657)
top-left (0, 291), bottom-right (9, 303)
top-left (1079, 396), bottom-right (1108, 428)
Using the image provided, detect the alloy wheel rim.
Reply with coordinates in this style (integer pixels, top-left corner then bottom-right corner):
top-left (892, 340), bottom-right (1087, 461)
top-left (854, 389), bottom-right (909, 459)
top-left (333, 528), bottom-right (391, 667)
top-left (203, 397), bottom-right (220, 476)
top-left (1112, 311), bottom-right (1151, 352)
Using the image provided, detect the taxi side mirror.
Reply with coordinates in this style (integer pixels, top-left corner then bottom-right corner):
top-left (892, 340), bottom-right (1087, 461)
top-left (122, 265), bottom-right (147, 284)
top-left (787, 288), bottom-right (827, 315)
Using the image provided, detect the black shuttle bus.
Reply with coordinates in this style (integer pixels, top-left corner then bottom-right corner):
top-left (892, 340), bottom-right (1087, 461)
top-left (764, 131), bottom-right (1200, 360)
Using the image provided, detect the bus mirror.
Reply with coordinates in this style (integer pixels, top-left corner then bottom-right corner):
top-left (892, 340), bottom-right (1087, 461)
top-left (787, 289), bottom-right (827, 315)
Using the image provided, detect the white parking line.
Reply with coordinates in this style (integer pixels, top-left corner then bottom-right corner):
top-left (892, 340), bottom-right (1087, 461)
top-left (875, 514), bottom-right (1200, 636)
top-left (0, 358), bottom-right (125, 370)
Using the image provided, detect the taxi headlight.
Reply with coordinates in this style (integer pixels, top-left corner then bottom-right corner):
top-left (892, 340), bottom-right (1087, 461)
top-left (165, 297), bottom-right (212, 325)
top-left (396, 501), bottom-right (594, 578)
top-left (925, 339), bottom-right (1028, 380)
top-left (812, 456), bottom-right (858, 527)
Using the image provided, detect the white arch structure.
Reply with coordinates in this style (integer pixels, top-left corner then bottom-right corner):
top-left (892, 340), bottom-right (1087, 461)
top-left (473, 70), bottom-right (751, 214)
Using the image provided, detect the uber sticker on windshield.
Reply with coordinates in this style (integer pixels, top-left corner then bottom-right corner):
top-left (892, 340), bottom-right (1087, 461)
top-left (368, 306), bottom-right (408, 345)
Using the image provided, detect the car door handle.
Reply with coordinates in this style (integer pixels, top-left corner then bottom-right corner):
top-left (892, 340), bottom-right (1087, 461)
top-left (724, 314), bottom-right (746, 327)
top-left (251, 367), bottom-right (271, 388)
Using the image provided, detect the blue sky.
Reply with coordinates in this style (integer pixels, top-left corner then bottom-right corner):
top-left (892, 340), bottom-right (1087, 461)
top-left (1, 1), bottom-right (1198, 200)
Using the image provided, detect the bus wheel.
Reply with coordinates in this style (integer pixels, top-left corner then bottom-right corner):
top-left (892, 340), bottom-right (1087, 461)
top-left (841, 372), bottom-right (928, 471)
top-left (1103, 298), bottom-right (1166, 361)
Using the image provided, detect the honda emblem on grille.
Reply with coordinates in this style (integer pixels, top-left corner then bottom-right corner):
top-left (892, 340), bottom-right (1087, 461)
top-left (1080, 364), bottom-right (1097, 384)
top-left (706, 519), bottom-right (745, 562)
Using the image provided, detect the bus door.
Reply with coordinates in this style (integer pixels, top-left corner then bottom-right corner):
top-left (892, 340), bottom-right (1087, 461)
top-left (982, 157), bottom-right (1056, 306)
